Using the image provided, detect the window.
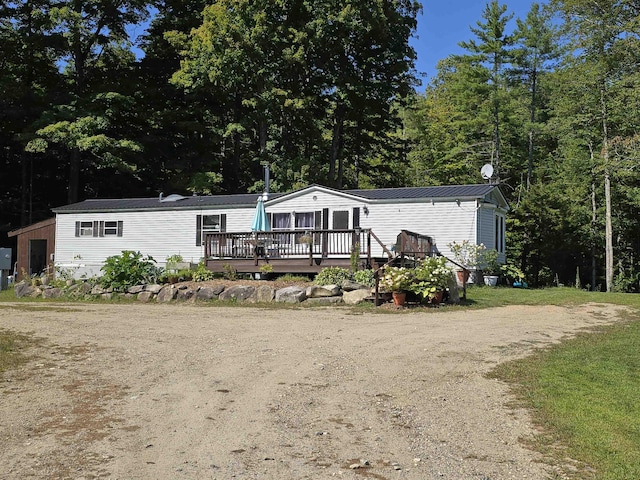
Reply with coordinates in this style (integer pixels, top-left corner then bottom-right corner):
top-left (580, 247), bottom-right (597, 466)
top-left (333, 211), bottom-right (349, 230)
top-left (79, 221), bottom-right (94, 237)
top-left (75, 220), bottom-right (123, 237)
top-left (294, 212), bottom-right (315, 230)
top-left (495, 215), bottom-right (505, 253)
top-left (272, 213), bottom-right (291, 230)
top-left (196, 214), bottom-right (226, 246)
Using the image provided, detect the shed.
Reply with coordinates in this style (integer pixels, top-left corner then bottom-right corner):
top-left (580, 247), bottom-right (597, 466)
top-left (8, 218), bottom-right (56, 281)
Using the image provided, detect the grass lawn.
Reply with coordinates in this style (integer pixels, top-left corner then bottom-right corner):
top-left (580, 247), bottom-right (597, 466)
top-left (479, 287), bottom-right (640, 479)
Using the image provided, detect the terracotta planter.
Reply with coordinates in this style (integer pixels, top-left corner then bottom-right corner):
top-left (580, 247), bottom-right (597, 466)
top-left (392, 291), bottom-right (406, 306)
top-left (430, 290), bottom-right (444, 304)
top-left (456, 269), bottom-right (470, 285)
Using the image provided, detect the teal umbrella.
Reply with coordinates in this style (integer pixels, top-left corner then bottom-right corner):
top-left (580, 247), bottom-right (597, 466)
top-left (251, 195), bottom-right (270, 232)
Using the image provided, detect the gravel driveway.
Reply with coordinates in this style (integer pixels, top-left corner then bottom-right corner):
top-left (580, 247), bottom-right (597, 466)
top-left (0, 301), bottom-right (626, 479)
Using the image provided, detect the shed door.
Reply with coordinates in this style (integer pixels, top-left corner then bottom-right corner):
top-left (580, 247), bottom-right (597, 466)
top-left (29, 239), bottom-right (47, 275)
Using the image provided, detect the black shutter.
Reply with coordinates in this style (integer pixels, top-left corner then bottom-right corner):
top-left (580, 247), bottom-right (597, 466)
top-left (322, 208), bottom-right (329, 229)
top-left (315, 210), bottom-right (322, 229)
top-left (75, 222), bottom-right (80, 237)
top-left (352, 207), bottom-right (360, 228)
top-left (117, 221), bottom-right (123, 237)
top-left (99, 221), bottom-right (104, 237)
top-left (92, 221), bottom-right (99, 237)
top-left (220, 214), bottom-right (227, 232)
top-left (196, 215), bottom-right (202, 246)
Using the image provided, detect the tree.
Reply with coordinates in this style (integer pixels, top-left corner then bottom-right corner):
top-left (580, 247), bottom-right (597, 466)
top-left (459, 0), bottom-right (514, 182)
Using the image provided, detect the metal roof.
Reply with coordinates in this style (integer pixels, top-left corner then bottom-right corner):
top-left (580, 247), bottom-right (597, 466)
top-left (344, 184), bottom-right (498, 200)
top-left (52, 184), bottom-right (502, 213)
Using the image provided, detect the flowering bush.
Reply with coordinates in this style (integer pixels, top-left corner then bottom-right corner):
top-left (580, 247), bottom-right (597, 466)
top-left (379, 266), bottom-right (414, 292)
top-left (448, 240), bottom-right (486, 268)
top-left (410, 257), bottom-right (453, 300)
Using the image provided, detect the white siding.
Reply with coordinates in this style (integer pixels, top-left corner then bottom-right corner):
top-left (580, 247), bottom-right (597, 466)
top-left (359, 199), bottom-right (479, 258)
top-left (54, 207), bottom-right (254, 278)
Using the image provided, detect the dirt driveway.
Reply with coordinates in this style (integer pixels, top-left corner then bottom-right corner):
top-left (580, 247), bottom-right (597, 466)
top-left (0, 301), bottom-right (627, 479)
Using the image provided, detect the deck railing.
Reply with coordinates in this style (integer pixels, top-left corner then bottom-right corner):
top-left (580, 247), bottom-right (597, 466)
top-left (204, 229), bottom-right (372, 262)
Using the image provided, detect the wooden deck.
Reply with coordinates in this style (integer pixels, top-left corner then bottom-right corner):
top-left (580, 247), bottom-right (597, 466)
top-left (203, 229), bottom-right (434, 275)
top-left (204, 229), bottom-right (379, 274)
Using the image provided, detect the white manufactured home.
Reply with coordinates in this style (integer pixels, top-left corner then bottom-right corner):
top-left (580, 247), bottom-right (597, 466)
top-left (51, 184), bottom-right (508, 278)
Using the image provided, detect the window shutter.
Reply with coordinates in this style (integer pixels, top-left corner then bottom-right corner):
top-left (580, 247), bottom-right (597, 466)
top-left (352, 207), bottom-right (360, 228)
top-left (220, 214), bottom-right (227, 232)
top-left (92, 221), bottom-right (99, 237)
top-left (99, 221), bottom-right (104, 237)
top-left (196, 215), bottom-right (202, 246)
top-left (315, 210), bottom-right (323, 230)
top-left (75, 222), bottom-right (80, 237)
top-left (117, 221), bottom-right (123, 237)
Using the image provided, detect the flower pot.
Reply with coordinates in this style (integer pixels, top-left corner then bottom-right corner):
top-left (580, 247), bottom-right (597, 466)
top-left (456, 269), bottom-right (470, 286)
top-left (430, 290), bottom-right (444, 304)
top-left (392, 291), bottom-right (406, 306)
top-left (483, 275), bottom-right (499, 287)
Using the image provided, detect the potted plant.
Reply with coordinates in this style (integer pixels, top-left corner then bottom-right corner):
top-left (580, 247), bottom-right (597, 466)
top-left (448, 240), bottom-right (486, 285)
top-left (379, 266), bottom-right (414, 306)
top-left (480, 248), bottom-right (500, 286)
top-left (410, 256), bottom-right (452, 304)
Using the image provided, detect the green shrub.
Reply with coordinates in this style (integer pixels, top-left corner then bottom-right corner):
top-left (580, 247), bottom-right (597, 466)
top-left (353, 269), bottom-right (375, 287)
top-left (192, 260), bottom-right (216, 282)
top-left (314, 266), bottom-right (353, 286)
top-left (100, 251), bottom-right (162, 292)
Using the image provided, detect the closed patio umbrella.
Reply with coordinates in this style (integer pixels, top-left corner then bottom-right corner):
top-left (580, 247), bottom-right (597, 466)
top-left (251, 194), bottom-right (270, 232)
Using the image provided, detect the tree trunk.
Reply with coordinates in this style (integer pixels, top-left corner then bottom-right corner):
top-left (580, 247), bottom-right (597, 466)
top-left (527, 68), bottom-right (537, 190)
top-left (329, 103), bottom-right (345, 188)
top-left (590, 144), bottom-right (597, 291)
top-left (601, 86), bottom-right (613, 292)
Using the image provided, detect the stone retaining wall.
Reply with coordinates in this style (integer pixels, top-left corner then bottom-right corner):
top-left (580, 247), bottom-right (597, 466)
top-left (12, 280), bottom-right (376, 306)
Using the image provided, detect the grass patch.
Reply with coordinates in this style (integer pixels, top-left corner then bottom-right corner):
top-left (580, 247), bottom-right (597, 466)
top-left (465, 286), bottom-right (640, 310)
top-left (490, 315), bottom-right (640, 479)
top-left (0, 329), bottom-right (34, 374)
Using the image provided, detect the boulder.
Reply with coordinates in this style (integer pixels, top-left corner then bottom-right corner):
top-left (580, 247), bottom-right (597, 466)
top-left (176, 288), bottom-right (195, 301)
top-left (195, 287), bottom-right (220, 301)
top-left (306, 285), bottom-right (341, 297)
top-left (275, 286), bottom-right (307, 303)
top-left (128, 285), bottom-right (145, 294)
top-left (14, 282), bottom-right (35, 298)
top-left (145, 284), bottom-right (163, 294)
top-left (219, 285), bottom-right (255, 302)
top-left (248, 286), bottom-right (276, 303)
top-left (305, 296), bottom-right (344, 305)
top-left (42, 287), bottom-right (62, 299)
top-left (446, 274), bottom-right (460, 305)
top-left (91, 285), bottom-right (106, 295)
top-left (156, 286), bottom-right (178, 303)
top-left (341, 280), bottom-right (368, 292)
top-left (137, 291), bottom-right (154, 303)
top-left (342, 289), bottom-right (371, 305)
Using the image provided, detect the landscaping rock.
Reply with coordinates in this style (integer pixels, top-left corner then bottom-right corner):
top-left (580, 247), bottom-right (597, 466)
top-left (156, 286), bottom-right (178, 303)
top-left (248, 286), bottom-right (276, 303)
top-left (275, 286), bottom-right (307, 303)
top-left (14, 282), bottom-right (35, 298)
top-left (341, 280), bottom-right (368, 291)
top-left (78, 282), bottom-right (93, 294)
top-left (145, 284), bottom-right (163, 294)
top-left (91, 285), bottom-right (106, 295)
top-left (42, 287), bottom-right (62, 299)
top-left (306, 285), bottom-right (341, 297)
top-left (219, 285), bottom-right (255, 302)
top-left (447, 274), bottom-right (460, 304)
top-left (195, 287), bottom-right (220, 301)
top-left (342, 289), bottom-right (371, 305)
top-left (128, 285), bottom-right (145, 294)
top-left (137, 291), bottom-right (154, 303)
top-left (176, 288), bottom-right (194, 301)
top-left (305, 296), bottom-right (344, 305)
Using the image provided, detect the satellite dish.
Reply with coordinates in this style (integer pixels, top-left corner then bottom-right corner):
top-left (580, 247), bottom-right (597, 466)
top-left (480, 164), bottom-right (494, 180)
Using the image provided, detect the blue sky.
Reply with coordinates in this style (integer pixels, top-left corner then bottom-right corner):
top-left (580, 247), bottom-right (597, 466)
top-left (411, 0), bottom-right (547, 88)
